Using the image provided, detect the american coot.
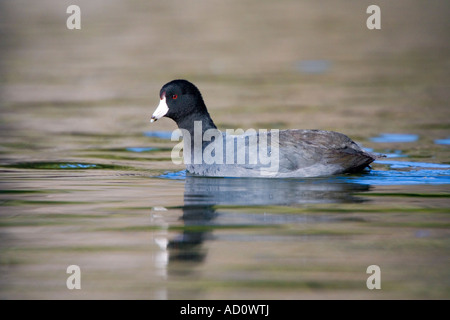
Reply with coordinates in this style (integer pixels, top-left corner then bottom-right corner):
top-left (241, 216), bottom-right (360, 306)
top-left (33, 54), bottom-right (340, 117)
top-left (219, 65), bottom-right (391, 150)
top-left (150, 79), bottom-right (377, 178)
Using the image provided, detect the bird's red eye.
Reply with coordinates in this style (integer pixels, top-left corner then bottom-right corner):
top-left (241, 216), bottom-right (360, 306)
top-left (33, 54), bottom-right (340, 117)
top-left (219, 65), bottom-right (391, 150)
top-left (172, 94), bottom-right (178, 100)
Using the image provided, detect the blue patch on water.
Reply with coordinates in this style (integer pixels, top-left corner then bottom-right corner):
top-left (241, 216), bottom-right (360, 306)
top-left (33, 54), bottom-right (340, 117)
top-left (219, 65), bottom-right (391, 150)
top-left (376, 160), bottom-right (450, 169)
top-left (144, 131), bottom-right (173, 140)
top-left (59, 163), bottom-right (98, 169)
top-left (434, 137), bottom-right (450, 145)
top-left (157, 170), bottom-right (186, 180)
top-left (342, 160), bottom-right (450, 185)
top-left (343, 169), bottom-right (450, 185)
top-left (126, 147), bottom-right (155, 152)
top-left (370, 133), bottom-right (419, 143)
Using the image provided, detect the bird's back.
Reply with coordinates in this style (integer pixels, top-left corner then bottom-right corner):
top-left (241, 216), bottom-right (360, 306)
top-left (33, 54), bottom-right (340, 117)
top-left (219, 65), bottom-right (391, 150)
top-left (185, 129), bottom-right (376, 178)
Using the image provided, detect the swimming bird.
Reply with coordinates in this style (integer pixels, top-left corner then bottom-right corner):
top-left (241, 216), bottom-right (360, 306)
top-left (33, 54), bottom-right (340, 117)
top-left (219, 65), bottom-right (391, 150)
top-left (150, 79), bottom-right (376, 178)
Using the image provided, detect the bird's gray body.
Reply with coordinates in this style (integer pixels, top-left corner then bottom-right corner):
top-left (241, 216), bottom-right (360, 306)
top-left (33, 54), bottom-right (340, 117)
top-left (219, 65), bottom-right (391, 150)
top-left (185, 129), bottom-right (376, 178)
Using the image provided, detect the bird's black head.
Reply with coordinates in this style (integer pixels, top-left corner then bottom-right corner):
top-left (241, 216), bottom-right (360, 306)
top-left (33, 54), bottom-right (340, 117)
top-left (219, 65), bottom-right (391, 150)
top-left (150, 79), bottom-right (210, 126)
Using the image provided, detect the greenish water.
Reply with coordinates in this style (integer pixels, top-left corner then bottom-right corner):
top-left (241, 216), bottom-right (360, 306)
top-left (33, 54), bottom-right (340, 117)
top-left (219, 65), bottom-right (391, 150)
top-left (1, 0), bottom-right (449, 300)
top-left (1, 129), bottom-right (449, 299)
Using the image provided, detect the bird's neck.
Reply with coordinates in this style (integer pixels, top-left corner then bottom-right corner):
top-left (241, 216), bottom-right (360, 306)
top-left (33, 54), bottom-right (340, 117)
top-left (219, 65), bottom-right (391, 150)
top-left (177, 112), bottom-right (217, 137)
top-left (176, 112), bottom-right (219, 165)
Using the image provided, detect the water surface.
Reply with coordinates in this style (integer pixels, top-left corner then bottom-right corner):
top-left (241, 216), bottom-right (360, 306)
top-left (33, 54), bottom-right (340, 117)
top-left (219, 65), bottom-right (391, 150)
top-left (1, 135), bottom-right (448, 299)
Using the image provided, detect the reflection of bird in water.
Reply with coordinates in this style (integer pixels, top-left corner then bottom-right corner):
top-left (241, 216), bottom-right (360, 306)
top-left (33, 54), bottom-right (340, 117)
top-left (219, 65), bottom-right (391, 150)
top-left (167, 205), bottom-right (215, 263)
top-left (166, 176), bottom-right (371, 265)
top-left (183, 176), bottom-right (371, 206)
